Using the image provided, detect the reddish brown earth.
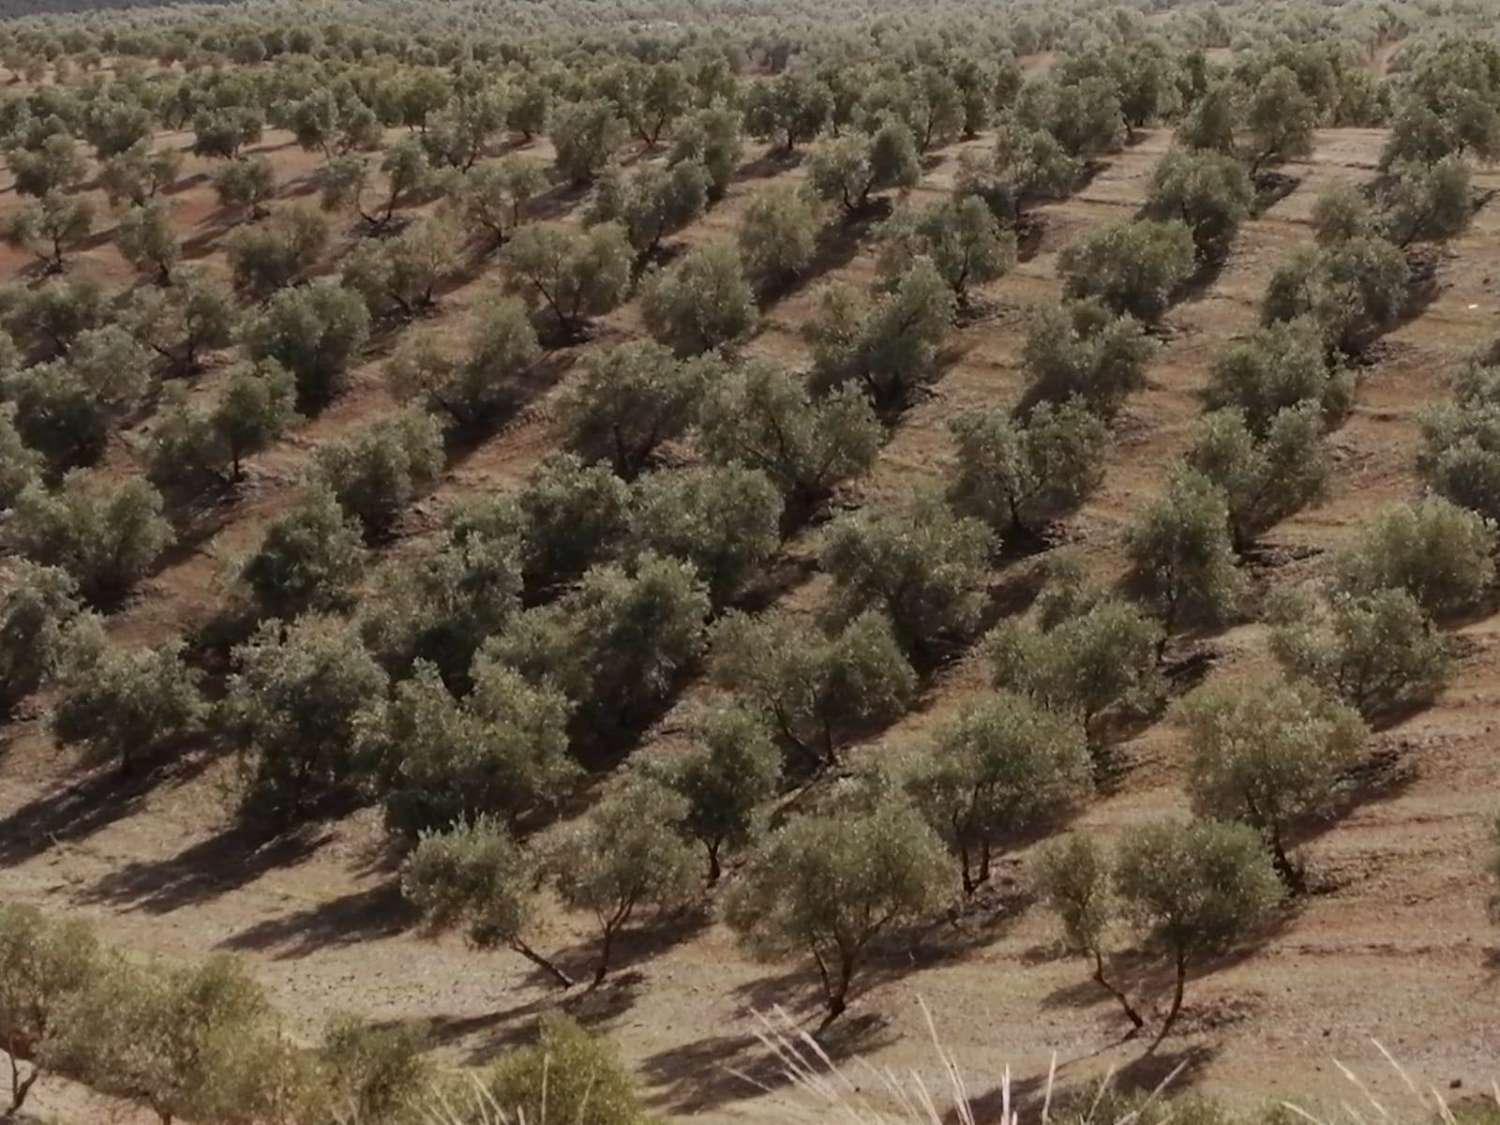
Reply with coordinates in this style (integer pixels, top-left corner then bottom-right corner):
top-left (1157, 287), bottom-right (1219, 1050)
top-left (1, 91), bottom-right (1498, 1123)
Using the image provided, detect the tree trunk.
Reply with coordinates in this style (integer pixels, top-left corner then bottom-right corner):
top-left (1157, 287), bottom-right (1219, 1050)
top-left (706, 841), bottom-right (723, 885)
top-left (1092, 949), bottom-right (1145, 1034)
top-left (1150, 946), bottom-right (1188, 1052)
top-left (1268, 826), bottom-right (1303, 893)
top-left (591, 923), bottom-right (616, 990)
top-left (8, 1052), bottom-right (38, 1114)
top-left (819, 953), bottom-right (855, 1030)
top-left (511, 938), bottom-right (574, 989)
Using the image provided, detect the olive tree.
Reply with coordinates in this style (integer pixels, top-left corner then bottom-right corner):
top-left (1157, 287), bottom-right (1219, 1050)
top-left (6, 135), bottom-right (85, 198)
top-left (1145, 149), bottom-right (1253, 261)
top-left (989, 596), bottom-right (1165, 748)
top-left (226, 208), bottom-right (330, 300)
top-left (500, 222), bottom-right (632, 340)
top-left (148, 361), bottom-right (299, 489)
top-left (1186, 404), bottom-right (1329, 551)
top-left (1021, 298), bottom-right (1155, 418)
top-left (726, 792), bottom-right (950, 1025)
top-left (242, 283), bottom-right (372, 408)
top-left (211, 156), bottom-right (277, 222)
top-left (805, 118), bottom-right (921, 218)
top-left (238, 485), bottom-right (366, 620)
top-left (821, 496), bottom-right (993, 656)
top-left (1033, 834), bottom-right (1144, 1034)
top-left (3, 276), bottom-right (106, 360)
top-left (909, 692), bottom-right (1092, 895)
top-left (377, 660), bottom-right (577, 840)
top-left (806, 257), bottom-right (956, 411)
top-left (697, 361), bottom-right (882, 503)
top-left (1420, 363), bottom-right (1500, 520)
top-left (946, 401), bottom-right (1108, 536)
top-left (0, 564), bottom-right (85, 714)
top-left (586, 160), bottom-right (709, 257)
top-left (510, 453), bottom-right (630, 588)
top-left (561, 342), bottom-right (714, 477)
top-left (386, 297), bottom-right (540, 431)
top-left (1057, 219), bottom-right (1195, 323)
top-left (125, 270), bottom-right (237, 373)
top-left (643, 706), bottom-right (781, 884)
top-left (548, 780), bottom-right (700, 987)
top-left (115, 201), bottom-right (181, 284)
top-left (322, 140), bottom-right (432, 233)
top-left (627, 465), bottom-right (783, 605)
top-left (1263, 237), bottom-right (1409, 353)
top-left (50, 627), bottom-right (205, 776)
top-left (192, 106), bottom-right (264, 159)
top-left (877, 196), bottom-right (1016, 301)
top-left (737, 185), bottom-right (822, 296)
top-left (1310, 181), bottom-right (1375, 246)
top-left (1114, 818), bottom-right (1281, 1048)
top-left (489, 553), bottom-right (711, 732)
top-left (0, 904), bottom-right (102, 1115)
top-left (1206, 316), bottom-right (1352, 434)
top-left (549, 100), bottom-right (627, 186)
top-left (452, 157), bottom-right (548, 252)
top-left (223, 615), bottom-right (389, 822)
top-left (340, 216), bottom-right (460, 321)
top-left (1267, 586), bottom-right (1450, 719)
top-left (402, 815), bottom-right (573, 988)
top-left (10, 474), bottom-right (173, 608)
top-left (744, 72), bottom-right (833, 152)
top-left (0, 405), bottom-right (44, 507)
top-left (670, 105), bottom-right (744, 201)
top-left (710, 609), bottom-right (915, 772)
top-left (481, 1014), bottom-right (649, 1125)
top-left (1245, 65), bottom-right (1318, 173)
top-left (1177, 674), bottom-right (1367, 886)
top-left (76, 954), bottom-right (293, 1125)
top-left (312, 409), bottom-right (444, 540)
top-left (640, 242), bottom-right (757, 357)
top-left (1124, 469), bottom-right (1244, 635)
top-left (99, 142), bottom-right (181, 209)
top-left (1382, 156), bottom-right (1472, 247)
top-left (1333, 496), bottom-right (1496, 617)
top-left (357, 519), bottom-right (522, 691)
top-left (3, 191), bottom-right (94, 272)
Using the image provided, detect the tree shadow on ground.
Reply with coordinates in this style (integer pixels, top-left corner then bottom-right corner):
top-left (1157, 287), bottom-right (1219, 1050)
top-left (754, 211), bottom-right (871, 311)
top-left (538, 906), bottom-right (717, 999)
top-left (639, 1008), bottom-right (893, 1117)
top-left (734, 147), bottom-right (803, 184)
top-left (0, 750), bottom-right (215, 866)
top-left (217, 881), bottom-right (414, 959)
top-left (75, 820), bottom-right (332, 915)
top-left (1036, 909), bottom-right (1294, 1053)
top-left (965, 1043), bottom-right (1220, 1125)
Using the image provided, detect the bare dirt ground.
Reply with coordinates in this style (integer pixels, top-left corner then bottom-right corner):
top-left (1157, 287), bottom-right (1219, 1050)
top-left (2, 106), bottom-right (1499, 1123)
